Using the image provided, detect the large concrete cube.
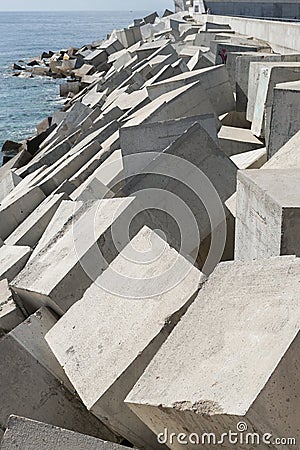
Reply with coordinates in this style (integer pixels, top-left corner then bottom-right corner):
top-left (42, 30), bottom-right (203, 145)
top-left (235, 169), bottom-right (300, 260)
top-left (46, 226), bottom-right (204, 449)
top-left (11, 198), bottom-right (139, 315)
top-left (0, 245), bottom-right (32, 283)
top-left (0, 416), bottom-right (127, 450)
top-left (126, 256), bottom-right (300, 450)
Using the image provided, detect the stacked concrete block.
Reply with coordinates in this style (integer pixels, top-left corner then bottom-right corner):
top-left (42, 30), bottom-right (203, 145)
top-left (0, 279), bottom-right (25, 333)
top-left (11, 197), bottom-right (147, 315)
top-left (230, 148), bottom-right (267, 170)
top-left (126, 256), bottom-right (300, 450)
top-left (0, 171), bottom-right (22, 203)
top-left (268, 80), bottom-right (300, 158)
top-left (0, 245), bottom-right (32, 282)
top-left (0, 313), bottom-right (117, 442)
top-left (235, 169), bottom-right (300, 260)
top-left (122, 123), bottom-right (237, 273)
top-left (0, 416), bottom-right (128, 450)
top-left (46, 226), bottom-right (204, 449)
top-left (250, 63), bottom-right (300, 140)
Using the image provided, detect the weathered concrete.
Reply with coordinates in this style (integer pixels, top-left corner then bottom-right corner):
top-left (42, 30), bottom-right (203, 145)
top-left (0, 416), bottom-right (127, 450)
top-left (121, 114), bottom-right (218, 177)
top-left (126, 256), bottom-right (300, 450)
top-left (46, 226), bottom-right (204, 449)
top-left (122, 123), bottom-right (237, 273)
top-left (5, 193), bottom-right (68, 248)
top-left (11, 197), bottom-right (144, 315)
top-left (0, 187), bottom-right (46, 241)
top-left (0, 171), bottom-right (22, 203)
top-left (0, 326), bottom-right (117, 441)
top-left (146, 65), bottom-right (235, 116)
top-left (230, 147), bottom-right (267, 169)
top-left (235, 169), bottom-right (300, 260)
top-left (0, 279), bottom-right (25, 333)
top-left (0, 246), bottom-right (32, 283)
top-left (268, 80), bottom-right (300, 158)
top-left (218, 126), bottom-right (264, 156)
top-left (251, 63), bottom-right (300, 139)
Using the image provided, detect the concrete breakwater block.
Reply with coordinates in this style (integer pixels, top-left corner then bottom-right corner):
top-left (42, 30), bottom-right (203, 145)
top-left (0, 279), bottom-right (25, 333)
top-left (0, 245), bottom-right (32, 283)
top-left (230, 148), bottom-right (267, 170)
top-left (0, 416), bottom-right (127, 450)
top-left (0, 171), bottom-right (22, 203)
top-left (122, 123), bottom-right (237, 273)
top-left (268, 80), bottom-right (300, 159)
top-left (4, 193), bottom-right (68, 248)
top-left (11, 197), bottom-right (146, 315)
top-left (218, 125), bottom-right (264, 157)
top-left (146, 65), bottom-right (235, 116)
top-left (0, 315), bottom-right (116, 442)
top-left (235, 169), bottom-right (300, 261)
top-left (0, 187), bottom-right (46, 241)
top-left (126, 256), bottom-right (300, 450)
top-left (46, 226), bottom-right (204, 449)
top-left (120, 114), bottom-right (218, 178)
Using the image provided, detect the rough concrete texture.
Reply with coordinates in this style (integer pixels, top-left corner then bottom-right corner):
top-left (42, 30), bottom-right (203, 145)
top-left (121, 114), bottom-right (218, 177)
top-left (122, 123), bottom-right (237, 273)
top-left (218, 125), bottom-right (264, 156)
top-left (0, 329), bottom-right (117, 442)
top-left (11, 197), bottom-right (146, 315)
top-left (0, 187), bottom-right (46, 241)
top-left (46, 226), bottom-right (204, 449)
top-left (0, 171), bottom-right (22, 203)
top-left (0, 279), bottom-right (25, 333)
top-left (230, 147), bottom-right (267, 169)
top-left (0, 245), bottom-right (32, 283)
top-left (0, 416), bottom-right (127, 450)
top-left (235, 169), bottom-right (300, 260)
top-left (268, 80), bottom-right (300, 158)
top-left (10, 307), bottom-right (74, 391)
top-left (126, 256), bottom-right (300, 450)
top-left (4, 193), bottom-right (68, 248)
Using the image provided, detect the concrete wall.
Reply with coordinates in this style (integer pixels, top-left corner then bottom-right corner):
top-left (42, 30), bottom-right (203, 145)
top-left (204, 1), bottom-right (300, 19)
top-left (196, 14), bottom-right (300, 53)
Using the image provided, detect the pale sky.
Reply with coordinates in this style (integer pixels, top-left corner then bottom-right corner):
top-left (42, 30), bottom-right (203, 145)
top-left (0, 0), bottom-right (174, 11)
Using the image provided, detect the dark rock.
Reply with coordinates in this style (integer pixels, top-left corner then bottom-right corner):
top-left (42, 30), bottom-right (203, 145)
top-left (13, 63), bottom-right (25, 70)
top-left (27, 59), bottom-right (41, 67)
top-left (26, 124), bottom-right (56, 156)
top-left (2, 140), bottom-right (22, 154)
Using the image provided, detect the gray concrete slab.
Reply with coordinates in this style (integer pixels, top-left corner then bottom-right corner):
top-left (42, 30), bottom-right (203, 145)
top-left (0, 246), bottom-right (32, 283)
top-left (235, 169), bottom-right (300, 260)
top-left (0, 416), bottom-right (127, 450)
top-left (11, 197), bottom-right (142, 315)
top-left (218, 126), bottom-right (264, 156)
top-left (230, 148), bottom-right (267, 169)
top-left (46, 226), bottom-right (204, 449)
top-left (0, 171), bottom-right (22, 203)
top-left (126, 256), bottom-right (300, 450)
top-left (0, 279), bottom-right (25, 333)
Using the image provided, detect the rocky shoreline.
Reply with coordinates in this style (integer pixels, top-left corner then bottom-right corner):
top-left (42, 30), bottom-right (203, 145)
top-left (0, 3), bottom-right (299, 449)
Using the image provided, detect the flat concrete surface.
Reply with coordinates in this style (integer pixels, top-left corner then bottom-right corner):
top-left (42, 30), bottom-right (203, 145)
top-left (0, 279), bottom-right (24, 333)
top-left (126, 256), bottom-right (300, 450)
top-left (0, 416), bottom-right (127, 450)
top-left (0, 245), bottom-right (32, 283)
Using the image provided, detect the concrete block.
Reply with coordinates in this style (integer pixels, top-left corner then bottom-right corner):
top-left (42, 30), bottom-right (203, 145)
top-left (0, 415), bottom-right (128, 450)
top-left (146, 65), bottom-right (235, 115)
top-left (0, 279), bottom-right (25, 333)
top-left (126, 256), bottom-right (300, 450)
top-left (11, 197), bottom-right (142, 315)
top-left (46, 226), bottom-right (204, 449)
top-left (28, 200), bottom-right (83, 263)
top-left (115, 27), bottom-right (142, 48)
top-left (0, 323), bottom-right (117, 441)
top-left (0, 246), bottom-right (32, 283)
top-left (99, 38), bottom-right (124, 56)
top-left (247, 61), bottom-right (300, 123)
top-left (122, 123), bottom-right (237, 274)
top-left (84, 49), bottom-right (107, 67)
top-left (5, 193), bottom-right (67, 248)
top-left (251, 64), bottom-right (300, 139)
top-left (121, 114), bottom-right (218, 177)
top-left (0, 187), bottom-right (46, 240)
top-left (71, 149), bottom-right (124, 200)
top-left (230, 147), bottom-right (267, 169)
top-left (218, 126), bottom-right (264, 156)
top-left (0, 171), bottom-right (22, 203)
top-left (235, 169), bottom-right (300, 260)
top-left (268, 80), bottom-right (300, 158)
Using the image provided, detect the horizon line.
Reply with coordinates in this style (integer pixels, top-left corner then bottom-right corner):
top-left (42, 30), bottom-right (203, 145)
top-left (0, 9), bottom-right (158, 12)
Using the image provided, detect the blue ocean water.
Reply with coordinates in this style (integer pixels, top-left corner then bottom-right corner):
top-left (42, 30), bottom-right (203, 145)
top-left (0, 10), bottom-right (149, 163)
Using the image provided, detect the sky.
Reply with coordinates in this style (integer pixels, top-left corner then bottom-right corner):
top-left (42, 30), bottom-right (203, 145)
top-left (0, 0), bottom-right (174, 11)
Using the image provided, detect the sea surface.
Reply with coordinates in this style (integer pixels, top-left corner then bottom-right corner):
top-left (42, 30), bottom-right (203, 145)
top-left (0, 10), bottom-right (150, 164)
